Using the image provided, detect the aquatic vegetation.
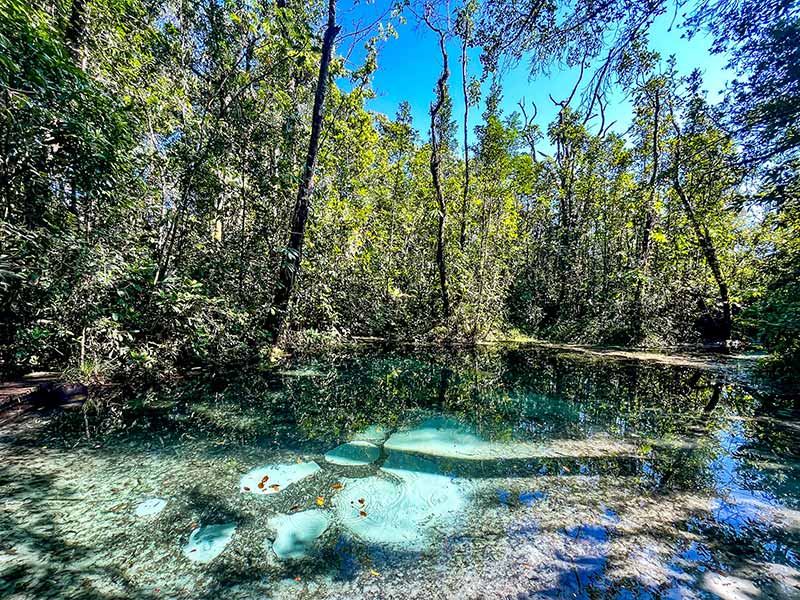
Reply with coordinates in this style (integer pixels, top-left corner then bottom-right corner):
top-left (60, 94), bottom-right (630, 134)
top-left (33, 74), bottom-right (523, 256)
top-left (134, 498), bottom-right (167, 517)
top-left (324, 440), bottom-right (381, 466)
top-left (239, 462), bottom-right (321, 495)
top-left (267, 510), bottom-right (331, 560)
top-left (182, 523), bottom-right (237, 563)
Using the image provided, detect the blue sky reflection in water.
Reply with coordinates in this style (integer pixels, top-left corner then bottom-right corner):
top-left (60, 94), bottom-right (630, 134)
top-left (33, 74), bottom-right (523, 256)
top-left (0, 345), bottom-right (798, 598)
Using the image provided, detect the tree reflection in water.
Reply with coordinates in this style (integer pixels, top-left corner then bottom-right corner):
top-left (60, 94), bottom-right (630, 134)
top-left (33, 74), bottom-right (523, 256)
top-left (0, 344), bottom-right (797, 599)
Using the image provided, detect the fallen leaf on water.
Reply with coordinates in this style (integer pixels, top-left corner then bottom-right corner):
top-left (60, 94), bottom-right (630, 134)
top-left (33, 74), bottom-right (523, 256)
top-left (369, 569), bottom-right (380, 577)
top-left (359, 510), bottom-right (367, 518)
top-left (316, 496), bottom-right (325, 506)
top-left (270, 484), bottom-right (280, 491)
top-left (331, 482), bottom-right (344, 490)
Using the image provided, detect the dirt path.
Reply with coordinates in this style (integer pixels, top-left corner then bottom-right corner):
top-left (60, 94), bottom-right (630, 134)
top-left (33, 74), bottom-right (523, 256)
top-left (0, 372), bottom-right (61, 400)
top-left (0, 372), bottom-right (65, 428)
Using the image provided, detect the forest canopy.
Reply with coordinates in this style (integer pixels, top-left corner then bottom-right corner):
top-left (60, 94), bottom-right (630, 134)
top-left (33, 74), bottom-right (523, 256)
top-left (1, 0), bottom-right (798, 381)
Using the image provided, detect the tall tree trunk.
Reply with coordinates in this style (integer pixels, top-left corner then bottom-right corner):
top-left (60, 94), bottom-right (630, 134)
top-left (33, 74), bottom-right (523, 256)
top-left (459, 37), bottom-right (469, 251)
top-left (429, 30), bottom-right (451, 321)
top-left (473, 186), bottom-right (490, 338)
top-left (385, 161), bottom-right (402, 302)
top-left (672, 172), bottom-right (732, 341)
top-left (633, 88), bottom-right (659, 341)
top-left (268, 0), bottom-right (340, 339)
top-left (65, 0), bottom-right (88, 69)
top-left (239, 168), bottom-right (248, 301)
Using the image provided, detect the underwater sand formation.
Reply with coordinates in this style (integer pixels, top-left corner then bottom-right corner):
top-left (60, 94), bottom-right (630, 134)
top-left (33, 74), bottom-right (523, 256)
top-left (267, 510), bottom-right (331, 560)
top-left (351, 424), bottom-right (390, 444)
top-left (332, 452), bottom-right (468, 549)
top-left (240, 461), bottom-right (321, 495)
top-left (134, 498), bottom-right (167, 517)
top-left (384, 416), bottom-right (635, 460)
top-left (384, 416), bottom-right (490, 458)
top-left (182, 523), bottom-right (236, 563)
top-left (324, 440), bottom-right (381, 466)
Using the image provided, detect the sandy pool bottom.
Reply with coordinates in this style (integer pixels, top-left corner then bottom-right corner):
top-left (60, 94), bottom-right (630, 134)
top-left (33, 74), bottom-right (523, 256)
top-left (1, 430), bottom-right (798, 600)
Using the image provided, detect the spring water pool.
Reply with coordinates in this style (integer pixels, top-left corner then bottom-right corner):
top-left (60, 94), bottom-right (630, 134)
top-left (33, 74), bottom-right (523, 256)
top-left (0, 345), bottom-right (798, 599)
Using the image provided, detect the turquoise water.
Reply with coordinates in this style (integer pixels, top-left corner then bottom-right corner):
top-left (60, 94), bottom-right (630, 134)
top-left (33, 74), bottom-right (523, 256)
top-left (1, 345), bottom-right (798, 598)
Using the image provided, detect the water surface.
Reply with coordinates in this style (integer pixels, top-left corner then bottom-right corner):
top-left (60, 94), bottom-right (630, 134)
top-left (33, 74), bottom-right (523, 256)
top-left (1, 345), bottom-right (798, 599)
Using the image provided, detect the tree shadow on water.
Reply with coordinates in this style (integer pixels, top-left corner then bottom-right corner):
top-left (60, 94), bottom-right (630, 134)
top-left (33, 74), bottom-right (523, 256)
top-left (0, 464), bottom-right (160, 600)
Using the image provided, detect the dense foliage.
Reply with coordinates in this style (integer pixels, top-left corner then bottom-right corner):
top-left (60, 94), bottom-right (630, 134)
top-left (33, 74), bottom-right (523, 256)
top-left (0, 0), bottom-right (797, 380)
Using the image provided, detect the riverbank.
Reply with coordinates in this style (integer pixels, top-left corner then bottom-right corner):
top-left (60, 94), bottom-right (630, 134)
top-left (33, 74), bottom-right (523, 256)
top-left (0, 336), bottom-right (778, 408)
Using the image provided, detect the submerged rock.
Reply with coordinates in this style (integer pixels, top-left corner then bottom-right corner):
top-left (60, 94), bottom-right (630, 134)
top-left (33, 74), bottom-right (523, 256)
top-left (268, 510), bottom-right (331, 560)
top-left (332, 452), bottom-right (468, 549)
top-left (134, 498), bottom-right (167, 517)
top-left (240, 461), bottom-right (321, 495)
top-left (324, 441), bottom-right (381, 466)
top-left (182, 523), bottom-right (236, 563)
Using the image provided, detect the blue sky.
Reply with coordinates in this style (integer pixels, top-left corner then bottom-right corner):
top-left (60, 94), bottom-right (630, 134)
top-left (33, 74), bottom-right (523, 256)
top-left (337, 1), bottom-right (732, 148)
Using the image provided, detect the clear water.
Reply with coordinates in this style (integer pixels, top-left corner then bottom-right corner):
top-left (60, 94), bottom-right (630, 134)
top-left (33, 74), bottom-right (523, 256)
top-left (1, 345), bottom-right (798, 599)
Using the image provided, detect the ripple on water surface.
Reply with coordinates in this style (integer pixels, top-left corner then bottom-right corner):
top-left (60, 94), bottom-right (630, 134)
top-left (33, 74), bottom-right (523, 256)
top-left (332, 452), bottom-right (469, 549)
